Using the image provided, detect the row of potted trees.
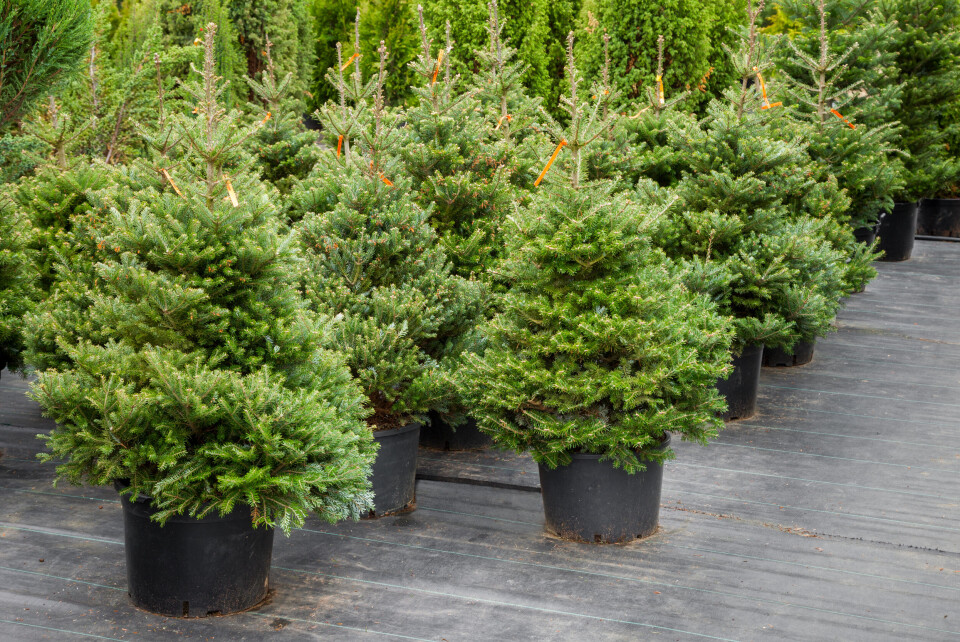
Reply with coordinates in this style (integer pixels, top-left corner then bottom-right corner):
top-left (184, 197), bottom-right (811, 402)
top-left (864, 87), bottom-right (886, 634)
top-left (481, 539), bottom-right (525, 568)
top-left (1, 0), bottom-right (954, 618)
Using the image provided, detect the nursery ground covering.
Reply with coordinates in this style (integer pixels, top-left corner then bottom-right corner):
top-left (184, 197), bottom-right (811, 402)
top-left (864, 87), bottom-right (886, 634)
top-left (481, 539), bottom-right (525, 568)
top-left (0, 241), bottom-right (958, 640)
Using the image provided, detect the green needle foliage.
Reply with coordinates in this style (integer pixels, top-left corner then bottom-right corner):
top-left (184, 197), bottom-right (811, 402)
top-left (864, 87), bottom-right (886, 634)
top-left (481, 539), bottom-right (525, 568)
top-left (28, 24), bottom-right (375, 533)
top-left (298, 42), bottom-right (482, 430)
top-left (0, 0), bottom-right (94, 131)
top-left (880, 0), bottom-right (960, 199)
top-left (464, 34), bottom-right (733, 473)
top-left (403, 10), bottom-right (513, 281)
top-left (0, 197), bottom-right (38, 376)
top-left (654, 0), bottom-right (849, 349)
top-left (245, 36), bottom-right (320, 194)
top-left (776, 0), bottom-right (904, 230)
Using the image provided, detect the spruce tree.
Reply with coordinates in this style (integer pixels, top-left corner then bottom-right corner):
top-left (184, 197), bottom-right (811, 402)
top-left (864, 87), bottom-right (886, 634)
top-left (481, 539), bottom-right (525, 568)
top-left (28, 25), bottom-right (375, 533)
top-left (297, 42), bottom-right (482, 430)
top-left (464, 34), bottom-right (733, 472)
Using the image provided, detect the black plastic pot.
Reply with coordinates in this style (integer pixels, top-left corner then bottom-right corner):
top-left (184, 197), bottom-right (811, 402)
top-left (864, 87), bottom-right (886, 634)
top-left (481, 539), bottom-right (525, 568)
top-left (370, 423), bottom-right (421, 516)
top-left (116, 483), bottom-right (274, 617)
top-left (538, 433), bottom-right (670, 544)
top-left (716, 343), bottom-right (764, 421)
top-left (917, 198), bottom-right (960, 238)
top-left (762, 340), bottom-right (815, 367)
top-left (852, 225), bottom-right (877, 245)
top-left (420, 412), bottom-right (492, 451)
top-left (877, 201), bottom-right (918, 261)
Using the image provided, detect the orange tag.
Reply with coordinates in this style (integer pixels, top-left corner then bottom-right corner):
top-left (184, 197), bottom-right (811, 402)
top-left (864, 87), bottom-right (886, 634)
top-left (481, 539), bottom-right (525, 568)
top-left (337, 135), bottom-right (343, 157)
top-left (534, 140), bottom-right (568, 187)
top-left (754, 68), bottom-right (780, 110)
top-left (830, 108), bottom-right (856, 129)
top-left (495, 114), bottom-right (511, 130)
top-left (656, 74), bottom-right (665, 106)
top-left (260, 112), bottom-right (271, 125)
top-left (432, 50), bottom-right (444, 84)
top-left (161, 169), bottom-right (183, 197)
top-left (381, 174), bottom-right (394, 187)
top-left (341, 53), bottom-right (360, 71)
top-left (225, 177), bottom-right (239, 207)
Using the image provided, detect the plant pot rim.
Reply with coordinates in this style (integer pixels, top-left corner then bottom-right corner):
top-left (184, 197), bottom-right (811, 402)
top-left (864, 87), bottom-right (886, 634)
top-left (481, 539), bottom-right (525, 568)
top-left (114, 480), bottom-right (261, 526)
top-left (565, 432), bottom-right (672, 461)
top-left (373, 422), bottom-right (421, 438)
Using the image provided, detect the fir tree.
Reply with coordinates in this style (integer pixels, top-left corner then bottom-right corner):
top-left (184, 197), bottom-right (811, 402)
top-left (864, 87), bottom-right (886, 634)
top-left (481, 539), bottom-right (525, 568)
top-left (298, 41), bottom-right (482, 429)
top-left (28, 24), bottom-right (375, 534)
top-left (403, 9), bottom-right (513, 280)
top-left (776, 0), bottom-right (904, 230)
top-left (244, 35), bottom-right (320, 194)
top-left (881, 0), bottom-right (960, 199)
top-left (653, 0), bottom-right (849, 350)
top-left (0, 0), bottom-right (94, 130)
top-left (463, 33), bottom-right (733, 472)
top-left (0, 197), bottom-right (38, 376)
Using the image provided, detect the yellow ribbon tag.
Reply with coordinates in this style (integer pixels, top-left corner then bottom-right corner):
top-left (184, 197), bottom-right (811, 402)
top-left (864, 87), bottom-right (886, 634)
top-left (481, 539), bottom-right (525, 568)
top-left (656, 74), bottom-right (665, 106)
top-left (534, 140), bottom-right (568, 187)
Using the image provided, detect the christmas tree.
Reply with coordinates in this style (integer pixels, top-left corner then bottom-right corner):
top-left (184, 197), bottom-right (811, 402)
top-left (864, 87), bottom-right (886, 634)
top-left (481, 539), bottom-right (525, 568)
top-left (654, 0), bottom-right (849, 352)
top-left (244, 35), bottom-right (320, 194)
top-left (29, 25), bottom-right (375, 534)
top-left (463, 34), bottom-right (733, 472)
top-left (881, 0), bottom-right (960, 199)
top-left (298, 41), bottom-right (482, 430)
top-left (0, 198), bottom-right (38, 376)
top-left (775, 0), bottom-right (904, 231)
top-left (403, 8), bottom-right (513, 281)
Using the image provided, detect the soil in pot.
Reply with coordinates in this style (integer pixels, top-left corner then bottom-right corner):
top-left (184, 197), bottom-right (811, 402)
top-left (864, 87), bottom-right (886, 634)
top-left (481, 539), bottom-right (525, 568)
top-left (369, 423), bottom-right (421, 516)
top-left (420, 412), bottom-right (492, 451)
top-left (538, 433), bottom-right (671, 544)
top-left (116, 482), bottom-right (274, 617)
top-left (763, 340), bottom-right (815, 367)
top-left (917, 199), bottom-right (960, 238)
top-left (716, 343), bottom-right (764, 421)
top-left (877, 202), bottom-right (918, 261)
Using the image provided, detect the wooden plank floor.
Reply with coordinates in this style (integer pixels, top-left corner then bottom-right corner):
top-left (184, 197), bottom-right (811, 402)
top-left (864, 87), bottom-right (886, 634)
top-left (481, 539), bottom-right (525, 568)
top-left (1, 240), bottom-right (958, 641)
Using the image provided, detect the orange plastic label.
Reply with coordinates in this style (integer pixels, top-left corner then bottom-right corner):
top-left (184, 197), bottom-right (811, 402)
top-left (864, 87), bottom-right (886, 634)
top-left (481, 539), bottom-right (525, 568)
top-left (534, 140), bottom-right (568, 187)
top-left (226, 178), bottom-right (239, 207)
top-left (495, 114), bottom-right (512, 130)
top-left (337, 134), bottom-right (344, 157)
top-left (432, 50), bottom-right (444, 84)
top-left (161, 169), bottom-right (183, 197)
top-left (342, 53), bottom-right (360, 71)
top-left (830, 108), bottom-right (856, 129)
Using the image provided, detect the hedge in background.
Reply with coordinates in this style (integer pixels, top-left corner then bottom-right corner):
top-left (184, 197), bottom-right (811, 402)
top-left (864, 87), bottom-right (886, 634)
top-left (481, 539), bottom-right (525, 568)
top-left (575, 0), bottom-right (745, 112)
top-left (0, 0), bottom-right (94, 130)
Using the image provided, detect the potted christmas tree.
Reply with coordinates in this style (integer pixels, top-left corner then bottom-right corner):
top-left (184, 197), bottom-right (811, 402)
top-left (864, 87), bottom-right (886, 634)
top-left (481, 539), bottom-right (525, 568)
top-left (298, 42), bottom-right (481, 514)
top-left (402, 11), bottom-right (507, 450)
top-left (464, 34), bottom-right (733, 544)
top-left (883, 0), bottom-right (960, 241)
top-left (654, 0), bottom-right (846, 406)
top-left (27, 26), bottom-right (376, 617)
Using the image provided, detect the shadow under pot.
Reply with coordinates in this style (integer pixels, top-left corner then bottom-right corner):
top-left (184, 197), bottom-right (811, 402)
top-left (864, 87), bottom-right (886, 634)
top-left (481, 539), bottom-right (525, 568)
top-left (538, 433), bottom-right (671, 544)
top-left (762, 340), bottom-right (815, 367)
top-left (420, 412), bottom-right (493, 451)
top-left (369, 423), bottom-right (421, 516)
top-left (917, 198), bottom-right (960, 238)
top-left (115, 481), bottom-right (274, 617)
top-left (716, 343), bottom-right (764, 421)
top-left (877, 202), bottom-right (919, 261)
